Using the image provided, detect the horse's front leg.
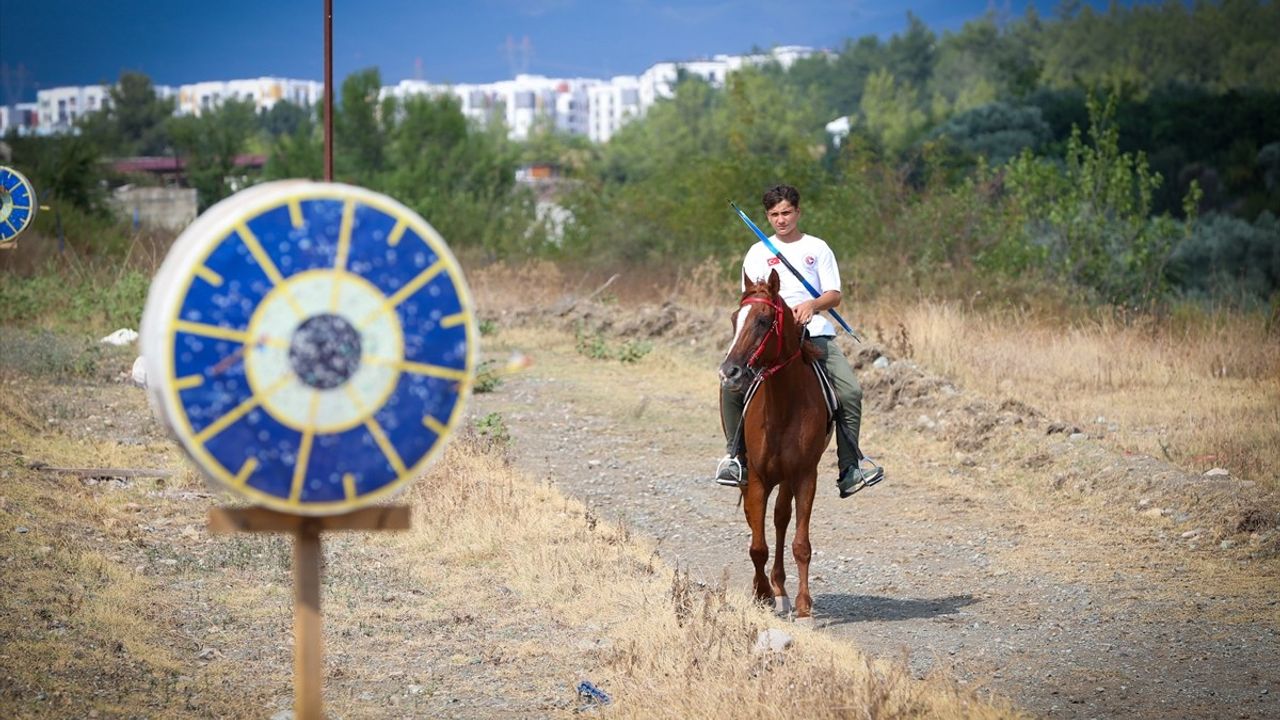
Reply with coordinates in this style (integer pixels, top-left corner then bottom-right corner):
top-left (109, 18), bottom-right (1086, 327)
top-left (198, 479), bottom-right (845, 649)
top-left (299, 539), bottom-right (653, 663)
top-left (771, 481), bottom-right (793, 616)
top-left (792, 471), bottom-right (817, 619)
top-left (743, 477), bottom-right (772, 604)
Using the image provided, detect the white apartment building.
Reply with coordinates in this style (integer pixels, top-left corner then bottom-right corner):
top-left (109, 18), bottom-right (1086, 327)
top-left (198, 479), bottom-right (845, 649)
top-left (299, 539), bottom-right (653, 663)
top-left (174, 77), bottom-right (323, 116)
top-left (35, 84), bottom-right (114, 134)
top-left (27, 45), bottom-right (825, 142)
top-left (382, 75), bottom-right (598, 141)
top-left (587, 76), bottom-right (641, 143)
top-left (0, 102), bottom-right (40, 136)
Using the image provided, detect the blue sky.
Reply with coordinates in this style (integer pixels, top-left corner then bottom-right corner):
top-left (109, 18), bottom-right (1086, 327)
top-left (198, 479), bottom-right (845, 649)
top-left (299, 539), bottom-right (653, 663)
top-left (2, 1), bottom-right (1118, 103)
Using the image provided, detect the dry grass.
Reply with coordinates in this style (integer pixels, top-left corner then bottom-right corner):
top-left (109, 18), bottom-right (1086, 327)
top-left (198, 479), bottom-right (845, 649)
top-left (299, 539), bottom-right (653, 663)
top-left (864, 300), bottom-right (1280, 491)
top-left (399, 438), bottom-right (1021, 719)
top-left (0, 367), bottom-right (1017, 718)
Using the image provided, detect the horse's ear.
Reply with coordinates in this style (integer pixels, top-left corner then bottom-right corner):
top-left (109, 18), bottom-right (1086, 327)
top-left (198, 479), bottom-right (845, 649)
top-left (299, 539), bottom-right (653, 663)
top-left (742, 270), bottom-right (752, 291)
top-left (767, 268), bottom-right (781, 295)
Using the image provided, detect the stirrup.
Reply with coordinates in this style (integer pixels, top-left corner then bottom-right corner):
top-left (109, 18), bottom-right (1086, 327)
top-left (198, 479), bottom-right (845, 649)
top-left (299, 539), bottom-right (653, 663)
top-left (838, 457), bottom-right (885, 498)
top-left (714, 455), bottom-right (746, 488)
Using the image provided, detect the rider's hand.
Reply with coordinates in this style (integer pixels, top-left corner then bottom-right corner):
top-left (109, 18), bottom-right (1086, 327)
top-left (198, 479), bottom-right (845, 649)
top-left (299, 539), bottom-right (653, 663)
top-left (793, 301), bottom-right (815, 326)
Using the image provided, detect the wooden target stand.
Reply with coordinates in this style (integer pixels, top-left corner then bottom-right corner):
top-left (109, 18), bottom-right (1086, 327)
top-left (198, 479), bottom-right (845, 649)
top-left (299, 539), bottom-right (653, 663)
top-left (207, 506), bottom-right (410, 719)
top-left (143, 176), bottom-right (477, 719)
top-left (140, 7), bottom-right (478, 717)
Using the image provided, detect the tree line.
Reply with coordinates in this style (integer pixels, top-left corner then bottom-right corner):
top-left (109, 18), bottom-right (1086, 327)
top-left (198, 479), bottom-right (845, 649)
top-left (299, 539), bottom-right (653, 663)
top-left (6, 0), bottom-right (1278, 307)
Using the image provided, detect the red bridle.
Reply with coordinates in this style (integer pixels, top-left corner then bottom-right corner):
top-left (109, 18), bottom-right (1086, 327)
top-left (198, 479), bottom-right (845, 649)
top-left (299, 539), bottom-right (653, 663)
top-left (739, 296), bottom-right (803, 380)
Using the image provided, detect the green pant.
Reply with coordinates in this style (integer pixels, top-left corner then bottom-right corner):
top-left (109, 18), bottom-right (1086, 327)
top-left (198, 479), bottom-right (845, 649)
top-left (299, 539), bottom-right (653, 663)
top-left (719, 335), bottom-right (864, 471)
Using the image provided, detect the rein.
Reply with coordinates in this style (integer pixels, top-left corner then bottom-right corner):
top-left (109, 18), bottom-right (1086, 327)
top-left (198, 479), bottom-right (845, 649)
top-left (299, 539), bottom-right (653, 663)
top-left (740, 296), bottom-right (803, 380)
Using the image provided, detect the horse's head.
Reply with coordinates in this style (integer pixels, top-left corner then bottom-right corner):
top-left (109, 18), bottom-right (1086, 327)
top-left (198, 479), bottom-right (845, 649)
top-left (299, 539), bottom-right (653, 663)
top-left (719, 268), bottom-right (800, 392)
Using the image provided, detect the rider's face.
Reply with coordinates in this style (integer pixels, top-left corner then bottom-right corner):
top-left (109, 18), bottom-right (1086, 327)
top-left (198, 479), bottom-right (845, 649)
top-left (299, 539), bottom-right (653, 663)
top-left (766, 200), bottom-right (801, 240)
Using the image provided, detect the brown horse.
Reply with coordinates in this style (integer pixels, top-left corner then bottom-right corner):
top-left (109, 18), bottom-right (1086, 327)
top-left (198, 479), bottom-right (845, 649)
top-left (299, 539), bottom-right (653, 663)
top-left (719, 269), bottom-right (831, 620)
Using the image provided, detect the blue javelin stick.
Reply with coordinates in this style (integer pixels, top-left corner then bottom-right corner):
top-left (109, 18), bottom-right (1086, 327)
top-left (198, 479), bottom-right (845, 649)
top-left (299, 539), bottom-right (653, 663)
top-left (730, 201), bottom-right (862, 341)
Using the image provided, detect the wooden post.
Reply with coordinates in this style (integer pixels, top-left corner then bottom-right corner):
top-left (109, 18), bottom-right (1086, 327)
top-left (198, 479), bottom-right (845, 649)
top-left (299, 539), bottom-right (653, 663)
top-left (294, 520), bottom-right (324, 720)
top-left (209, 506), bottom-right (410, 719)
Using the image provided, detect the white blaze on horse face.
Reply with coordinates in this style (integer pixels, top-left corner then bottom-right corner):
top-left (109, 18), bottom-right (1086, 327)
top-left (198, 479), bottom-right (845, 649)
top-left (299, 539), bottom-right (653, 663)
top-left (721, 305), bottom-right (752, 369)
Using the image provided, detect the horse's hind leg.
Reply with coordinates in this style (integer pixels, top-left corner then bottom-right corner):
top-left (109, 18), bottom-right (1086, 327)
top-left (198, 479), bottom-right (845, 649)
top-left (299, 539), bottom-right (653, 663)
top-left (743, 480), bottom-right (772, 604)
top-left (792, 472), bottom-right (817, 619)
top-left (771, 482), bottom-right (793, 615)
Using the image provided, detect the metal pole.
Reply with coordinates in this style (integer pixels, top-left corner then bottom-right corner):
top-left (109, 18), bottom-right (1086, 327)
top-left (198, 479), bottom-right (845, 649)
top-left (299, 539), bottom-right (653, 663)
top-left (323, 0), bottom-right (334, 182)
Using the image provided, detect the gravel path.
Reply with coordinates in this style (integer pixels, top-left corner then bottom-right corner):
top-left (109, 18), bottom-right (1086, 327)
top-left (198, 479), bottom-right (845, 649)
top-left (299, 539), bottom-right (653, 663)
top-left (471, 337), bottom-right (1280, 720)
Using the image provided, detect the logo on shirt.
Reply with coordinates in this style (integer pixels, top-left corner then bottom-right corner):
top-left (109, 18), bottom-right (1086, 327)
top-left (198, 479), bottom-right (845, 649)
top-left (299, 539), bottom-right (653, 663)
top-left (804, 255), bottom-right (816, 266)
top-left (766, 257), bottom-right (781, 266)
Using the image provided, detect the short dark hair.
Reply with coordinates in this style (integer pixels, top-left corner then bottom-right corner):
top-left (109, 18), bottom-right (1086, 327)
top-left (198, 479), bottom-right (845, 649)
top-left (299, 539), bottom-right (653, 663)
top-left (762, 184), bottom-right (800, 211)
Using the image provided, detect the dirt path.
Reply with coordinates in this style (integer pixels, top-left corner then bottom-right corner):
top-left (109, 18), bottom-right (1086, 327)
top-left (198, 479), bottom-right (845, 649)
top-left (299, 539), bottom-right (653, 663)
top-left (472, 326), bottom-right (1280, 720)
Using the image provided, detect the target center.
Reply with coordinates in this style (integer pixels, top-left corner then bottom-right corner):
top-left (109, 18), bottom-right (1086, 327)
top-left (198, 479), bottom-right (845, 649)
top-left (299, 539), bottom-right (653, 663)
top-left (289, 313), bottom-right (363, 389)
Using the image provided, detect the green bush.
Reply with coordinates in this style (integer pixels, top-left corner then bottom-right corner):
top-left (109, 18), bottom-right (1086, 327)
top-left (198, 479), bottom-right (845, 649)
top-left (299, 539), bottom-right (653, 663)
top-left (1167, 212), bottom-right (1280, 305)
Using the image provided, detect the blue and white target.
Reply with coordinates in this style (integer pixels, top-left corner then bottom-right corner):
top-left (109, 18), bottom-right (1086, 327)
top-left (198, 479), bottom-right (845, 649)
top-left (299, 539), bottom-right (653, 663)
top-left (0, 166), bottom-right (38, 242)
top-left (142, 181), bottom-right (476, 515)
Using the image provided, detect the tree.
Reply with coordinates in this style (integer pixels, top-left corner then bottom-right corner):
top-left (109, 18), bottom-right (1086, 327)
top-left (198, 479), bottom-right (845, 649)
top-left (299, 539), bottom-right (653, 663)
top-left (79, 72), bottom-right (174, 156)
top-left (260, 100), bottom-right (312, 138)
top-left (859, 69), bottom-right (927, 155)
top-left (168, 99), bottom-right (257, 210)
top-left (931, 101), bottom-right (1051, 165)
top-left (335, 68), bottom-right (389, 182)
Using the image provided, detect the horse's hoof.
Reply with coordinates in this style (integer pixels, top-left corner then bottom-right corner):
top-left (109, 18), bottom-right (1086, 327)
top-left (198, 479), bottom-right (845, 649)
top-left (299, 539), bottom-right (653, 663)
top-left (773, 595), bottom-right (793, 617)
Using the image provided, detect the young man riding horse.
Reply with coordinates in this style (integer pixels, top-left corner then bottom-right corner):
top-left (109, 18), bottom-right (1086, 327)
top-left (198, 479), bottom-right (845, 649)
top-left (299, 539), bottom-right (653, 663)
top-left (715, 184), bottom-right (884, 498)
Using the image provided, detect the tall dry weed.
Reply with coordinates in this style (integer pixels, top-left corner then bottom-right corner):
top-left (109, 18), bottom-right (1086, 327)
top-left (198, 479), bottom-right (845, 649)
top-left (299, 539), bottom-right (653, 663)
top-left (884, 300), bottom-right (1280, 487)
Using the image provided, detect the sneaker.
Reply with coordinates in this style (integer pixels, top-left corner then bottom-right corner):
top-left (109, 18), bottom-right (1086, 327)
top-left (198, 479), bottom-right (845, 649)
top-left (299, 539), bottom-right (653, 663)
top-left (837, 462), bottom-right (884, 498)
top-left (714, 455), bottom-right (746, 487)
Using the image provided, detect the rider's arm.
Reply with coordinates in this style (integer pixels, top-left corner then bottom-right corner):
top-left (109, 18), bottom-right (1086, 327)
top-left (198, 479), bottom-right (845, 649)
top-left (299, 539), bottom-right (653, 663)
top-left (793, 290), bottom-right (841, 325)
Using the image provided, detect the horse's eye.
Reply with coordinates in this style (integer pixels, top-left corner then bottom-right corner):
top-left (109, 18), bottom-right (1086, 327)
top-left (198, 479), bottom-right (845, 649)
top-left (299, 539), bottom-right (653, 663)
top-left (756, 316), bottom-right (771, 327)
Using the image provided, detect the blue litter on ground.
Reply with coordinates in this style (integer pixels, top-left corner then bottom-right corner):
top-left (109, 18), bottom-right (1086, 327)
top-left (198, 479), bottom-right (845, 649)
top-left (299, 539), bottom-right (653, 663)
top-left (576, 680), bottom-right (612, 705)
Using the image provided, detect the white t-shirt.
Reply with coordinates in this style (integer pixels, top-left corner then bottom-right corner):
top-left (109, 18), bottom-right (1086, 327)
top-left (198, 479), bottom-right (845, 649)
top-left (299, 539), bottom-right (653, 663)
top-left (741, 233), bottom-right (841, 337)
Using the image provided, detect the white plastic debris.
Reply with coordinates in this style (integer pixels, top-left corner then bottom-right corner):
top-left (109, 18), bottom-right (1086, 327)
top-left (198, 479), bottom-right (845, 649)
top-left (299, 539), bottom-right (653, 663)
top-left (873, 356), bottom-right (891, 369)
top-left (753, 628), bottom-right (794, 654)
top-left (100, 328), bottom-right (139, 346)
top-left (131, 356), bottom-right (148, 387)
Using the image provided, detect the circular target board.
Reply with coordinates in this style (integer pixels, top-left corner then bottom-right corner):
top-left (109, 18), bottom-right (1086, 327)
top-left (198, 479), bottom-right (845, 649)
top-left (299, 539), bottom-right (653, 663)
top-left (142, 181), bottom-right (476, 515)
top-left (0, 166), bottom-right (38, 243)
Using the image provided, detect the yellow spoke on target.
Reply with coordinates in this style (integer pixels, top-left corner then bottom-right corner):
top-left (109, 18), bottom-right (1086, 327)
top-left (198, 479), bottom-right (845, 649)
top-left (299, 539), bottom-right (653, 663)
top-left (195, 266), bottom-right (224, 287)
top-left (231, 457), bottom-right (258, 487)
top-left (287, 199), bottom-right (304, 228)
top-left (174, 320), bottom-right (249, 343)
top-left (175, 374), bottom-right (205, 391)
top-left (364, 418), bottom-right (407, 475)
top-left (387, 219), bottom-right (408, 247)
top-left (193, 376), bottom-right (290, 444)
top-left (289, 394), bottom-right (321, 503)
top-left (422, 415), bottom-right (448, 435)
top-left (399, 359), bottom-right (468, 381)
top-left (334, 200), bottom-right (356, 272)
top-left (360, 260), bottom-right (445, 327)
top-left (440, 311), bottom-right (469, 329)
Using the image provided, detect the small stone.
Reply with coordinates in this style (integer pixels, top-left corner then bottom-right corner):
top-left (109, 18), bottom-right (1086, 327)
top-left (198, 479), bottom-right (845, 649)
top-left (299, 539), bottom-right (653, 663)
top-left (1181, 529), bottom-right (1204, 539)
top-left (15, 526), bottom-right (28, 534)
top-left (1204, 468), bottom-right (1230, 478)
top-left (873, 356), bottom-right (890, 369)
top-left (1068, 432), bottom-right (1087, 442)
